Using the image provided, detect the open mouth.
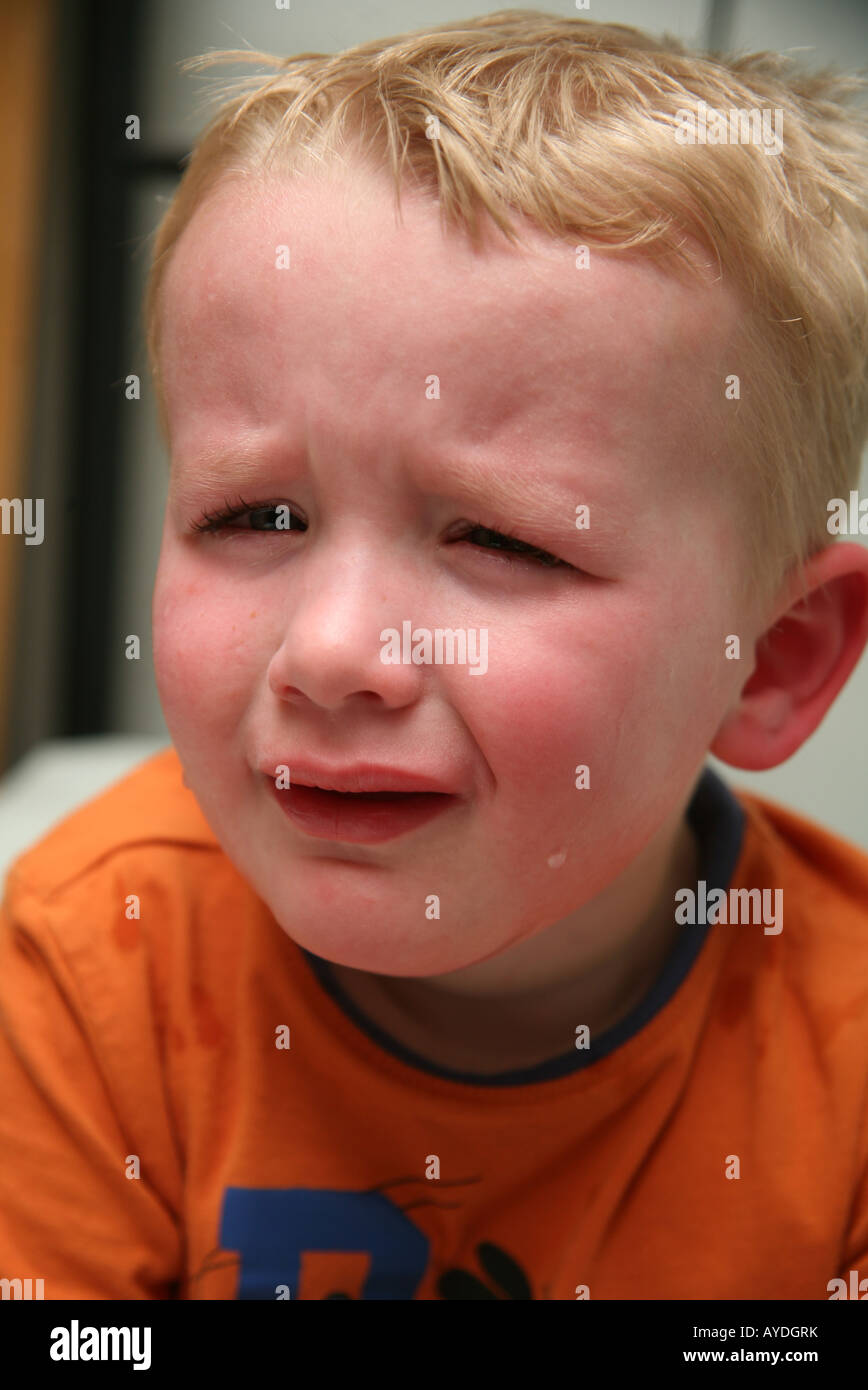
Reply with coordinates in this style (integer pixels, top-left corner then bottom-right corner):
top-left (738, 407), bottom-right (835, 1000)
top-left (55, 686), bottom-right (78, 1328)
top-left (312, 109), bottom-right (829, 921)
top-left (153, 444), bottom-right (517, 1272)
top-left (269, 780), bottom-right (457, 843)
top-left (299, 785), bottom-right (443, 802)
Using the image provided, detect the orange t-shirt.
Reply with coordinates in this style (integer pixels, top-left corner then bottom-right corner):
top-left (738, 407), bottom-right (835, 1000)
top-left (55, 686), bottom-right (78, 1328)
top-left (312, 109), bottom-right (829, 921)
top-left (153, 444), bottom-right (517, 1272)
top-left (1, 746), bottom-right (867, 1300)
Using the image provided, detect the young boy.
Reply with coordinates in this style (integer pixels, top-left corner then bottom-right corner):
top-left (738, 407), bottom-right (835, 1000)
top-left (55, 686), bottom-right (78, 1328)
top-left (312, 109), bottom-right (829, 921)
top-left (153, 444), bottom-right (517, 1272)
top-left (2, 12), bottom-right (868, 1301)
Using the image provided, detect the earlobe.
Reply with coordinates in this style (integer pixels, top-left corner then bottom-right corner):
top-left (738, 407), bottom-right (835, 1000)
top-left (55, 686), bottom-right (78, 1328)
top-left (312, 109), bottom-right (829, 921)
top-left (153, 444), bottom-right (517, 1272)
top-left (710, 543), bottom-right (868, 771)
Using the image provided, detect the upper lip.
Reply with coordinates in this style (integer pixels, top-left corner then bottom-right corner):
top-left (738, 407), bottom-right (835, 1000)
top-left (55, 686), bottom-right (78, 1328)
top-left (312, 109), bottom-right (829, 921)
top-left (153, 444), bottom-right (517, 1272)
top-left (260, 760), bottom-right (459, 795)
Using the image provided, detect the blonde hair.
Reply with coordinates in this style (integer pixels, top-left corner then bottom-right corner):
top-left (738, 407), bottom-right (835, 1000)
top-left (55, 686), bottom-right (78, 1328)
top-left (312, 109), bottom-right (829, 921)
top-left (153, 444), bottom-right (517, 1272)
top-left (144, 10), bottom-right (868, 607)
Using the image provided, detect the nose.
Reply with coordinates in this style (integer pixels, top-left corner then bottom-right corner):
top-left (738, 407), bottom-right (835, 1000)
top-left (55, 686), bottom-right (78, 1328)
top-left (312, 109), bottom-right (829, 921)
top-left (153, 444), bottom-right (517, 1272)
top-left (266, 544), bottom-right (426, 712)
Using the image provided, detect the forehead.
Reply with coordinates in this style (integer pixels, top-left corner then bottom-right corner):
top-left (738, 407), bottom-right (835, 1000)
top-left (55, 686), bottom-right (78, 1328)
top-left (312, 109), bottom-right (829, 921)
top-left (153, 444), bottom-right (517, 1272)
top-left (158, 161), bottom-right (744, 491)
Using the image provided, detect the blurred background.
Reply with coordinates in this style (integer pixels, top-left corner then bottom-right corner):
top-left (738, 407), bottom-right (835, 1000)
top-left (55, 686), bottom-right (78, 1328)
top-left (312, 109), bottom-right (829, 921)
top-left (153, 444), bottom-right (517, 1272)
top-left (1, 0), bottom-right (867, 886)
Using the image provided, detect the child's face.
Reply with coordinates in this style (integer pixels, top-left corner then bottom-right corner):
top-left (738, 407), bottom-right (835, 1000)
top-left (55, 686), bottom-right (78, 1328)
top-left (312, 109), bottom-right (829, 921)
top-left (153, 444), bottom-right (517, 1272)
top-left (152, 164), bottom-right (760, 978)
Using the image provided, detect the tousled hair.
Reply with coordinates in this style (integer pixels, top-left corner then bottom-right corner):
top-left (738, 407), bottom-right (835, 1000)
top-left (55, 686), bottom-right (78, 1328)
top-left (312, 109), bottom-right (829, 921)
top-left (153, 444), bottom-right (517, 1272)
top-left (144, 10), bottom-right (868, 606)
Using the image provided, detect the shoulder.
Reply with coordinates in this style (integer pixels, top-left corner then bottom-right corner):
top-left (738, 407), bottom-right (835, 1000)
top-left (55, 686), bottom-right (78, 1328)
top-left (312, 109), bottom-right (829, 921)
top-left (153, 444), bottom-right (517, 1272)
top-left (735, 787), bottom-right (868, 914)
top-left (732, 784), bottom-right (868, 998)
top-left (1, 746), bottom-right (228, 960)
top-left (0, 746), bottom-right (269, 1054)
top-left (4, 745), bottom-right (217, 899)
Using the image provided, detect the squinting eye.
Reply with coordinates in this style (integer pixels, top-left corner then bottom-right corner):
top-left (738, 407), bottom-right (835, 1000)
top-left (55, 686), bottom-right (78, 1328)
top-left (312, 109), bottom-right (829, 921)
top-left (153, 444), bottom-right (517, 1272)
top-left (190, 497), bottom-right (306, 535)
top-left (190, 498), bottom-right (571, 571)
top-left (455, 523), bottom-right (569, 569)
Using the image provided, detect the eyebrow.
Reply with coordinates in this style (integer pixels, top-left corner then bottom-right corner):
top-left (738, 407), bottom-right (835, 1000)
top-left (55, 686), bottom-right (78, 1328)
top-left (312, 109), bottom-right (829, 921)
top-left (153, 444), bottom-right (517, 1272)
top-left (423, 453), bottom-right (581, 531)
top-left (423, 452), bottom-right (629, 550)
top-left (170, 442), bottom-right (286, 511)
top-left (172, 438), bottom-right (263, 475)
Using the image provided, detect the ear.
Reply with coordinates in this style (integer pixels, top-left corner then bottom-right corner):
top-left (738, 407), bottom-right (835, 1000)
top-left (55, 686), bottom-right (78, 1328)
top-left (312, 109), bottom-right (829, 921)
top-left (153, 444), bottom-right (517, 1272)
top-left (711, 542), bottom-right (868, 770)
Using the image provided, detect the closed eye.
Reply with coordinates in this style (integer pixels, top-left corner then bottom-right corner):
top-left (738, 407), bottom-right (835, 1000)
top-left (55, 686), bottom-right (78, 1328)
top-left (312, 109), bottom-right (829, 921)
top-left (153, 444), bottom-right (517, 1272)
top-left (452, 523), bottom-right (569, 568)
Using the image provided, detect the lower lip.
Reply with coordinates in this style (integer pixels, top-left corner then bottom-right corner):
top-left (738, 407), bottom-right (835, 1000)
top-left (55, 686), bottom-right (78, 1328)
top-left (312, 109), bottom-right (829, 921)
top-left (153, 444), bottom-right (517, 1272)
top-left (269, 781), bottom-right (458, 843)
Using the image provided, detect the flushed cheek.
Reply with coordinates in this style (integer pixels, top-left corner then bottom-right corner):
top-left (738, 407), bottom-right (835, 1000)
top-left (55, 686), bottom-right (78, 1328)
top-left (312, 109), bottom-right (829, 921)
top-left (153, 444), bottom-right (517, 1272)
top-left (472, 627), bottom-right (662, 780)
top-left (470, 626), bottom-right (704, 868)
top-left (455, 656), bottom-right (620, 858)
top-left (153, 569), bottom-right (260, 729)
